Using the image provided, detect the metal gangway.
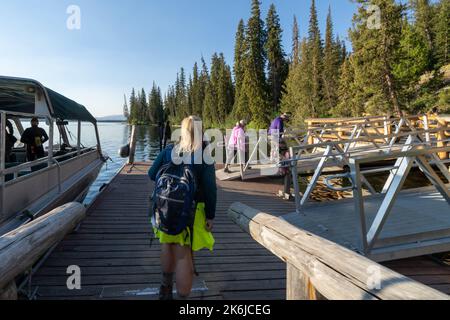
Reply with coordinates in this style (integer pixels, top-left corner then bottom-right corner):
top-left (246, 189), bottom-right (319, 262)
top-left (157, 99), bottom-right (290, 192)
top-left (279, 126), bottom-right (450, 261)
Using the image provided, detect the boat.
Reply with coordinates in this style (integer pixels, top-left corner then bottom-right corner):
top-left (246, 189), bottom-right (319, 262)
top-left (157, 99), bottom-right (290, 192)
top-left (0, 76), bottom-right (106, 235)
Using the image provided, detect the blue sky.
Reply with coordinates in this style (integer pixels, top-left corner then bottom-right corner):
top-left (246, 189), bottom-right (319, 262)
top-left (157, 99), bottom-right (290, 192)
top-left (0, 0), bottom-right (359, 117)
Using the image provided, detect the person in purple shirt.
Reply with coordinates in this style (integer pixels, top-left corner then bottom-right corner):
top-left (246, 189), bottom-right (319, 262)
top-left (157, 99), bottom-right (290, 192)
top-left (268, 113), bottom-right (291, 161)
top-left (269, 113), bottom-right (291, 137)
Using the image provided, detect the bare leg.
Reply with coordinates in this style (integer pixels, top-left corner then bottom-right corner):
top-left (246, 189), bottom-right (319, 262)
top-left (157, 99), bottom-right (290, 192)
top-left (160, 244), bottom-right (175, 300)
top-left (174, 245), bottom-right (194, 298)
top-left (161, 244), bottom-right (176, 274)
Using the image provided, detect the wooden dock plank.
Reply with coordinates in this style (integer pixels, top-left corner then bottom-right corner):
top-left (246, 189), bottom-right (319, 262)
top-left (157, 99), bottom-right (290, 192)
top-left (30, 163), bottom-right (450, 300)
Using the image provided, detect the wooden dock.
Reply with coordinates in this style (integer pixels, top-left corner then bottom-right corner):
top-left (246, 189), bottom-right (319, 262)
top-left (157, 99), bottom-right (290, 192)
top-left (30, 163), bottom-right (450, 300)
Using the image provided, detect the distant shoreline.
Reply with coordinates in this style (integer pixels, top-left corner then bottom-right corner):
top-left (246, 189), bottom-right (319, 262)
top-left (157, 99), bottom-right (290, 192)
top-left (96, 120), bottom-right (127, 123)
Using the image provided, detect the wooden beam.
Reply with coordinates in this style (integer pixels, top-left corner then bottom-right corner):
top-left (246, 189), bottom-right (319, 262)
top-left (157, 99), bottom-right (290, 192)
top-left (0, 203), bottom-right (86, 298)
top-left (228, 202), bottom-right (449, 300)
top-left (0, 281), bottom-right (17, 300)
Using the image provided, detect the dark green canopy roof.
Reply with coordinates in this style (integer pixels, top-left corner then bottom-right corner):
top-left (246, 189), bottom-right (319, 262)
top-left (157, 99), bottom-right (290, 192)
top-left (45, 88), bottom-right (97, 123)
top-left (0, 77), bottom-right (97, 123)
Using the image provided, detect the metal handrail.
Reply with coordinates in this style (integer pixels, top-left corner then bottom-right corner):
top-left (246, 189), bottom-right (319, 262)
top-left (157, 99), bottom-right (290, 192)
top-left (289, 127), bottom-right (449, 155)
top-left (0, 147), bottom-right (97, 177)
top-left (281, 137), bottom-right (450, 167)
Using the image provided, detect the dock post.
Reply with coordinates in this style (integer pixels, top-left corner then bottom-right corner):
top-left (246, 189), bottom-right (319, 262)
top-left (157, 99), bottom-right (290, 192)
top-left (128, 125), bottom-right (137, 165)
top-left (437, 117), bottom-right (448, 160)
top-left (286, 264), bottom-right (323, 300)
top-left (77, 120), bottom-right (81, 155)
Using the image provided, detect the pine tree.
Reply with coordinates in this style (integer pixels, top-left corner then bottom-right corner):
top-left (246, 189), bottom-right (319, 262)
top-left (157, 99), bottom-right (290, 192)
top-left (218, 53), bottom-right (235, 123)
top-left (334, 57), bottom-right (365, 117)
top-left (129, 88), bottom-right (138, 124)
top-left (148, 82), bottom-right (164, 124)
top-left (266, 4), bottom-right (288, 113)
top-left (175, 68), bottom-right (188, 119)
top-left (291, 15), bottom-right (300, 65)
top-left (307, 0), bottom-right (324, 117)
top-left (156, 87), bottom-right (164, 123)
top-left (433, 0), bottom-right (449, 67)
top-left (410, 0), bottom-right (435, 54)
top-left (203, 79), bottom-right (217, 126)
top-left (123, 94), bottom-right (129, 121)
top-left (349, 0), bottom-right (404, 116)
top-left (191, 62), bottom-right (203, 117)
top-left (238, 0), bottom-right (269, 127)
top-left (233, 19), bottom-right (246, 118)
top-left (164, 86), bottom-right (177, 120)
top-left (393, 19), bottom-right (430, 110)
top-left (282, 38), bottom-right (314, 123)
top-left (138, 88), bottom-right (148, 124)
top-left (322, 7), bottom-right (341, 114)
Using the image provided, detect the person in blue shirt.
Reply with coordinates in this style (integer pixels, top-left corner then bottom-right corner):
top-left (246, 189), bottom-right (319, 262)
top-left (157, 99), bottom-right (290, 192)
top-left (148, 115), bottom-right (217, 300)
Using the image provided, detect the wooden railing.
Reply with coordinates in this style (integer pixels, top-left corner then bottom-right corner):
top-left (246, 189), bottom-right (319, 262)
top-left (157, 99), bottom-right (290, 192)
top-left (0, 203), bottom-right (86, 300)
top-left (228, 202), bottom-right (449, 300)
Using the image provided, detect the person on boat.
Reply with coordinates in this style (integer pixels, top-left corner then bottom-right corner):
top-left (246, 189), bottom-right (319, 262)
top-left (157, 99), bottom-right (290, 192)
top-left (20, 117), bottom-right (49, 162)
top-left (148, 115), bottom-right (216, 300)
top-left (163, 120), bottom-right (172, 149)
top-left (1, 119), bottom-right (17, 162)
top-left (224, 120), bottom-right (246, 174)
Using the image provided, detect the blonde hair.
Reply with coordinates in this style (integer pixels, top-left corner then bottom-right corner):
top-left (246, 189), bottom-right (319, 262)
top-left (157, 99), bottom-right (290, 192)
top-left (179, 116), bottom-right (203, 153)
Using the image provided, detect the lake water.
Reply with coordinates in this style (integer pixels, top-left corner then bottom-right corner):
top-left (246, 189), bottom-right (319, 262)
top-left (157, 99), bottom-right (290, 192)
top-left (81, 123), bottom-right (161, 205)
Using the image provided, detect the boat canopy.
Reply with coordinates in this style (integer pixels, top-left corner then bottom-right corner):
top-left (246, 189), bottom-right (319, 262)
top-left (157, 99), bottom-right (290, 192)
top-left (0, 76), bottom-right (97, 123)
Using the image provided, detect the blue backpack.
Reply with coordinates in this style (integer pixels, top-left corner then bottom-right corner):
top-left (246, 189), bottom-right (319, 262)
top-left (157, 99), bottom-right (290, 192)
top-left (152, 147), bottom-right (198, 236)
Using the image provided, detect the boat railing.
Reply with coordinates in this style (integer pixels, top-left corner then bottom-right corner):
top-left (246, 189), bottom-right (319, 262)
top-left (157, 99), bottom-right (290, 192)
top-left (0, 147), bottom-right (97, 179)
top-left (228, 202), bottom-right (449, 300)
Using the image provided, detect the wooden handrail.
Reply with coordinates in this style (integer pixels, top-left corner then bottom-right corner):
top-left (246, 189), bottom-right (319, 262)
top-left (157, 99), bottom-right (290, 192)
top-left (0, 203), bottom-right (86, 300)
top-left (228, 202), bottom-right (449, 300)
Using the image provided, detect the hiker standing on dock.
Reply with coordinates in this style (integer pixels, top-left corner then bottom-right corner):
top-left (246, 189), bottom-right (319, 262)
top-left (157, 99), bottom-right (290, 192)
top-left (268, 113), bottom-right (291, 161)
top-left (20, 117), bottom-right (49, 162)
top-left (148, 115), bottom-right (217, 300)
top-left (269, 112), bottom-right (291, 139)
top-left (224, 120), bottom-right (247, 174)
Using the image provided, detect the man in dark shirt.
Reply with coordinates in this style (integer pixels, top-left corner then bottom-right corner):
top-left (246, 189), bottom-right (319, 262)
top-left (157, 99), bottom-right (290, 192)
top-left (20, 117), bottom-right (49, 162)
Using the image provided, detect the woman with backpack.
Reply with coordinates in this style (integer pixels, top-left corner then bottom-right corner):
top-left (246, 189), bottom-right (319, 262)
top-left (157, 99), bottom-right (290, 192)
top-left (148, 115), bottom-right (217, 300)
